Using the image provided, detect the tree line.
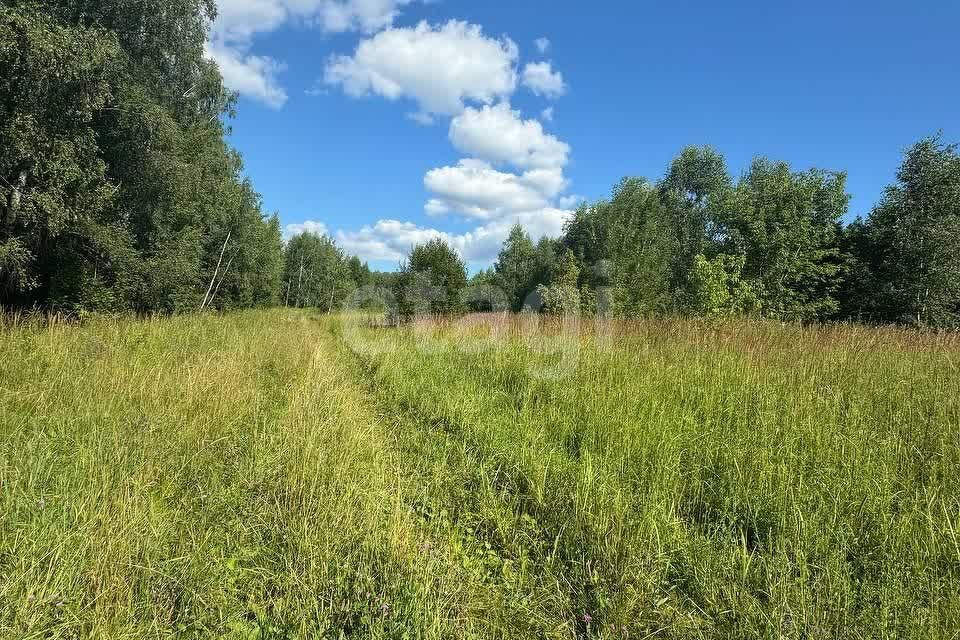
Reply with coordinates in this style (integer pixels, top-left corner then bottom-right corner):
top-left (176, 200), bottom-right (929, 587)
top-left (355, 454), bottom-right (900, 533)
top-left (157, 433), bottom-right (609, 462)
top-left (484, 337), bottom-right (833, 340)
top-left (382, 137), bottom-right (960, 329)
top-left (1, 1), bottom-right (282, 314)
top-left (2, 2), bottom-right (958, 328)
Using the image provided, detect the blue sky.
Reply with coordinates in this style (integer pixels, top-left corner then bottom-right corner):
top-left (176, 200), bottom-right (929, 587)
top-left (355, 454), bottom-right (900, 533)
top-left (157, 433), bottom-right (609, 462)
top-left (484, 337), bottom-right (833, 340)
top-left (210, 0), bottom-right (959, 271)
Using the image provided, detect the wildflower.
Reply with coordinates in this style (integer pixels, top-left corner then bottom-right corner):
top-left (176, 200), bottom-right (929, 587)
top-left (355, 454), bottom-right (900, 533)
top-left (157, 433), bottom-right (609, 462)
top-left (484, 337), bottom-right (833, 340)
top-left (582, 612), bottom-right (592, 625)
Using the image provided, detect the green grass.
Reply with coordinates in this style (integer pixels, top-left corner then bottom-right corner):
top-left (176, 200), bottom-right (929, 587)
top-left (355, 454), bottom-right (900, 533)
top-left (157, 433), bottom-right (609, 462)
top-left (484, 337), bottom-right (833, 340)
top-left (1, 310), bottom-right (959, 638)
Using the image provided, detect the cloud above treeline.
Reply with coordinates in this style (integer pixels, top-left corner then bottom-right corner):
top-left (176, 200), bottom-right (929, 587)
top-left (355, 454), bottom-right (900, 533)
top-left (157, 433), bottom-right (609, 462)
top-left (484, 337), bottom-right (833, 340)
top-left (213, 1), bottom-right (575, 265)
top-left (208, 0), bottom-right (417, 108)
top-left (324, 20), bottom-right (520, 118)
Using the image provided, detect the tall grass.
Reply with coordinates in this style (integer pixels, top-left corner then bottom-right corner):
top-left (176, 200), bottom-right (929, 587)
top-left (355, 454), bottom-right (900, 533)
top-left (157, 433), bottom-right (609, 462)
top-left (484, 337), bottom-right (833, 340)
top-left (0, 311), bottom-right (495, 638)
top-left (1, 310), bottom-right (958, 638)
top-left (336, 313), bottom-right (960, 638)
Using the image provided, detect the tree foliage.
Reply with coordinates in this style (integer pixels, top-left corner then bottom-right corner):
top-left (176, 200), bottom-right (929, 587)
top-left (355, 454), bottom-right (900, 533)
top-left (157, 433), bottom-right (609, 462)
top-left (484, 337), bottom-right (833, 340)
top-left (0, 1), bottom-right (281, 314)
top-left (565, 178), bottom-right (677, 316)
top-left (494, 224), bottom-right (537, 312)
top-left (660, 145), bottom-right (732, 297)
top-left (395, 238), bottom-right (468, 318)
top-left (723, 160), bottom-right (848, 321)
top-left (281, 233), bottom-right (356, 312)
top-left (847, 136), bottom-right (960, 327)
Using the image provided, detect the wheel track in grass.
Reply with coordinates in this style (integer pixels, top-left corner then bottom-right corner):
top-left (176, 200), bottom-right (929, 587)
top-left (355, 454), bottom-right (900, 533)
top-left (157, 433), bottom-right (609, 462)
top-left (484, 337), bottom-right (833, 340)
top-left (324, 346), bottom-right (575, 636)
top-left (326, 318), bottom-right (651, 638)
top-left (308, 315), bottom-right (568, 639)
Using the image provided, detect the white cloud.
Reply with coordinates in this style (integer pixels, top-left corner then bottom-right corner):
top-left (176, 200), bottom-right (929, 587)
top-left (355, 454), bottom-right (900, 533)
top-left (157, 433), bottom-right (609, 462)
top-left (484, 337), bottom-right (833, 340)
top-left (336, 209), bottom-right (571, 264)
top-left (535, 37), bottom-right (551, 54)
top-left (407, 111), bottom-right (436, 126)
top-left (207, 9), bottom-right (578, 266)
top-left (541, 106), bottom-right (554, 122)
top-left (208, 0), bottom-right (417, 106)
top-left (206, 43), bottom-right (288, 108)
top-left (558, 194), bottom-right (585, 209)
top-left (316, 0), bottom-right (414, 33)
top-left (424, 159), bottom-right (567, 220)
top-left (336, 220), bottom-right (447, 263)
top-left (450, 208), bottom-right (571, 262)
top-left (438, 104), bottom-right (573, 237)
top-left (284, 220), bottom-right (330, 240)
top-left (213, 0), bottom-right (413, 39)
top-left (324, 20), bottom-right (519, 116)
top-left (449, 103), bottom-right (569, 170)
top-left (211, 0), bottom-right (290, 43)
top-left (522, 61), bottom-right (566, 99)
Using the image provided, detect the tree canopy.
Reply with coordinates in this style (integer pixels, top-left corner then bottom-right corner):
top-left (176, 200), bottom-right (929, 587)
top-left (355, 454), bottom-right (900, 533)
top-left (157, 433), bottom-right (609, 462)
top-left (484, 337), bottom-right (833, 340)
top-left (844, 137), bottom-right (960, 327)
top-left (394, 238), bottom-right (468, 317)
top-left (0, 1), bottom-right (280, 314)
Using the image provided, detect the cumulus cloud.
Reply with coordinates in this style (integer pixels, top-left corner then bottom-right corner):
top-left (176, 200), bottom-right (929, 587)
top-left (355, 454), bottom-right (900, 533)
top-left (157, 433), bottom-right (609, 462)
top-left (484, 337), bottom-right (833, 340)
top-left (558, 194), bottom-right (585, 209)
top-left (423, 159), bottom-right (567, 220)
top-left (208, 8), bottom-right (578, 265)
top-left (206, 43), bottom-right (288, 108)
top-left (336, 220), bottom-right (448, 263)
top-left (438, 103), bottom-right (573, 233)
top-left (541, 106), bottom-right (555, 122)
top-left (449, 208), bottom-right (571, 262)
top-left (213, 0), bottom-right (413, 38)
top-left (336, 209), bottom-right (571, 264)
top-left (284, 220), bottom-right (330, 239)
top-left (449, 103), bottom-right (569, 170)
top-left (522, 61), bottom-right (566, 98)
top-left (316, 0), bottom-right (415, 33)
top-left (211, 0), bottom-right (290, 43)
top-left (208, 0), bottom-right (417, 106)
top-left (324, 20), bottom-right (519, 116)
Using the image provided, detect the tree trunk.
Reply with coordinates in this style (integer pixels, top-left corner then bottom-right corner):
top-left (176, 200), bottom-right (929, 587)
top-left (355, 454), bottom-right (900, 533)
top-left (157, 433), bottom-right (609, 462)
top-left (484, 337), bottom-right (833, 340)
top-left (200, 231), bottom-right (231, 311)
top-left (296, 252), bottom-right (304, 307)
top-left (4, 171), bottom-right (27, 225)
top-left (208, 251), bottom-right (237, 309)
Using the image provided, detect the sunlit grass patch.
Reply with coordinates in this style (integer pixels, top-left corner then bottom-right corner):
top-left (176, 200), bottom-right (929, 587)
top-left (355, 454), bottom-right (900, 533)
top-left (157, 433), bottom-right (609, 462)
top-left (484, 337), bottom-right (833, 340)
top-left (2, 310), bottom-right (959, 638)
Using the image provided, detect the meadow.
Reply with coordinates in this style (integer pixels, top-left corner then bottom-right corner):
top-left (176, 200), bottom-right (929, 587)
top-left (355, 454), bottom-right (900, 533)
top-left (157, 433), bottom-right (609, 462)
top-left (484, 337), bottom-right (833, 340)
top-left (1, 309), bottom-right (958, 638)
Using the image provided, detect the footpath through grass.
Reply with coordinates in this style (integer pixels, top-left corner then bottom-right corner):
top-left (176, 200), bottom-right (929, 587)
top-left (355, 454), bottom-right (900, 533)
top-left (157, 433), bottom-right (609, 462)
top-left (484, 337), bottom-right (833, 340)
top-left (1, 309), bottom-right (959, 638)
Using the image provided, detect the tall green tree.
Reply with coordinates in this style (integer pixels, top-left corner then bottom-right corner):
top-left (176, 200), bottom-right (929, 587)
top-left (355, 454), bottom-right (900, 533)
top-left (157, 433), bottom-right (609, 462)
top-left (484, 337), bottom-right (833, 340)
top-left (565, 178), bottom-right (677, 315)
top-left (282, 233), bottom-right (354, 312)
top-left (659, 146), bottom-right (733, 303)
top-left (493, 224), bottom-right (537, 311)
top-left (536, 247), bottom-right (582, 315)
top-left (396, 238), bottom-right (467, 316)
top-left (0, 0), bottom-right (281, 314)
top-left (848, 136), bottom-right (960, 327)
top-left (0, 5), bottom-right (123, 307)
top-left (724, 159), bottom-right (848, 321)
top-left (531, 236), bottom-right (560, 292)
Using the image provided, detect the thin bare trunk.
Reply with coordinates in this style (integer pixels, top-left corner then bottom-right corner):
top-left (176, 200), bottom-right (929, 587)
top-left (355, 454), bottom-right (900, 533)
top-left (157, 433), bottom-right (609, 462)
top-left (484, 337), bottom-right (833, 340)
top-left (201, 231), bottom-right (231, 311)
top-left (208, 251), bottom-right (237, 309)
top-left (4, 171), bottom-right (26, 225)
top-left (296, 252), bottom-right (304, 308)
